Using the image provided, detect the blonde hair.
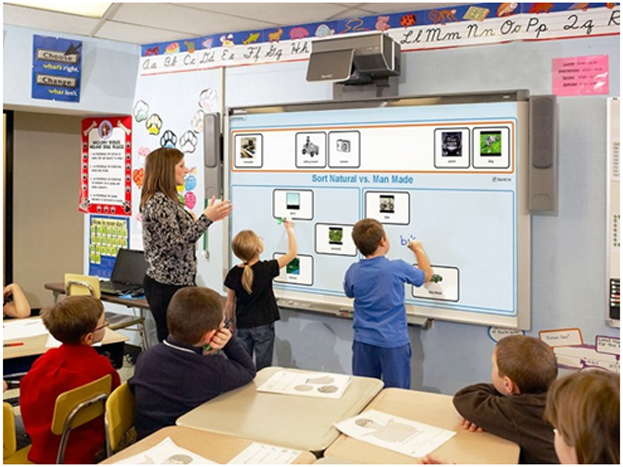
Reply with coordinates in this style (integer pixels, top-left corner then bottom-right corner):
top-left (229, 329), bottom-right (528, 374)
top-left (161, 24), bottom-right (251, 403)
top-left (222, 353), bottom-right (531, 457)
top-left (140, 147), bottom-right (183, 211)
top-left (545, 370), bottom-right (619, 464)
top-left (232, 230), bottom-right (261, 294)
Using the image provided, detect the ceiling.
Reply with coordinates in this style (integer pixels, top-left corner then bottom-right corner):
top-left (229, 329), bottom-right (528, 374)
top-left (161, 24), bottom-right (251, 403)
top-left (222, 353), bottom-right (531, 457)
top-left (3, 2), bottom-right (467, 46)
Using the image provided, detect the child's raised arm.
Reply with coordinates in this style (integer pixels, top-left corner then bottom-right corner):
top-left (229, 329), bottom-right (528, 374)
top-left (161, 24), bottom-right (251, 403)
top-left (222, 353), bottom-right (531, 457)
top-left (277, 219), bottom-right (298, 268)
top-left (408, 240), bottom-right (433, 283)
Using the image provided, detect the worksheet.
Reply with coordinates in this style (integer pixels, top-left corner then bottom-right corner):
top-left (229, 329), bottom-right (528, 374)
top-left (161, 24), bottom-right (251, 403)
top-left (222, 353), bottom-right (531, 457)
top-left (335, 409), bottom-right (456, 458)
top-left (256, 370), bottom-right (351, 399)
top-left (113, 437), bottom-right (215, 464)
top-left (227, 443), bottom-right (301, 464)
top-left (3, 319), bottom-right (48, 341)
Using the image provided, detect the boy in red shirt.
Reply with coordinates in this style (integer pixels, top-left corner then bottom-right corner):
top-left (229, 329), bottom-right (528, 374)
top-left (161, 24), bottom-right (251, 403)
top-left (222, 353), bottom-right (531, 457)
top-left (20, 296), bottom-right (120, 463)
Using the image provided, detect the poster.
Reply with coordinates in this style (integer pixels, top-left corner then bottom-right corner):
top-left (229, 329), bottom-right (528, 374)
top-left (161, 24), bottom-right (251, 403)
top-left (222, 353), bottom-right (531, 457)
top-left (88, 215), bottom-right (130, 278)
top-left (80, 117), bottom-right (132, 216)
top-left (32, 35), bottom-right (81, 102)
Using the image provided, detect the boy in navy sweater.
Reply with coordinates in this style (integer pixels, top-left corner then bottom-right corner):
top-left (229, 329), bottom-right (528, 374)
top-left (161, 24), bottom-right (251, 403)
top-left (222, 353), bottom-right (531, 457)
top-left (130, 287), bottom-right (256, 439)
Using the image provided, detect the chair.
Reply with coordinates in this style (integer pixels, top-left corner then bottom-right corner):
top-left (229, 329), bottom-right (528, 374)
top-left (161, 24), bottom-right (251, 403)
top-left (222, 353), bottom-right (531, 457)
top-left (64, 273), bottom-right (148, 350)
top-left (3, 402), bottom-right (32, 464)
top-left (105, 382), bottom-right (137, 457)
top-left (51, 374), bottom-right (112, 463)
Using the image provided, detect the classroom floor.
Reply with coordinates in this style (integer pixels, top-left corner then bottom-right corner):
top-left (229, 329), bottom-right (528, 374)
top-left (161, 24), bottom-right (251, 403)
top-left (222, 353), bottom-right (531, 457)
top-left (4, 354), bottom-right (136, 450)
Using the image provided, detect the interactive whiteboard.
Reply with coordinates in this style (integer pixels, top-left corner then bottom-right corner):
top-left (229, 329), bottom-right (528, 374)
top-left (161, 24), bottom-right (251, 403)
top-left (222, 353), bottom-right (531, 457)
top-left (225, 92), bottom-right (530, 329)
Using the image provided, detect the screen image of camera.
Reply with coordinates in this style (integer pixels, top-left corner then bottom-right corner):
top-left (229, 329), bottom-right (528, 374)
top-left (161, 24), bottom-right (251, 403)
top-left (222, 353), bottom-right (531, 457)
top-left (379, 195), bottom-right (395, 214)
top-left (328, 227), bottom-right (343, 245)
top-left (286, 192), bottom-right (300, 210)
top-left (286, 257), bottom-right (300, 275)
top-left (336, 139), bottom-right (351, 153)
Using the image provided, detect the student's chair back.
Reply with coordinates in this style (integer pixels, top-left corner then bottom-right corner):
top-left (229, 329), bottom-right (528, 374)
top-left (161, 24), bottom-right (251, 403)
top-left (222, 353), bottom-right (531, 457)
top-left (64, 273), bottom-right (101, 298)
top-left (51, 374), bottom-right (112, 464)
top-left (3, 402), bottom-right (32, 464)
top-left (64, 273), bottom-right (148, 350)
top-left (105, 382), bottom-right (137, 457)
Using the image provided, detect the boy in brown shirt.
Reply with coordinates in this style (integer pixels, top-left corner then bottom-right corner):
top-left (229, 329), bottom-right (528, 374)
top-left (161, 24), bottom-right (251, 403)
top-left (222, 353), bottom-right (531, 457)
top-left (453, 335), bottom-right (559, 464)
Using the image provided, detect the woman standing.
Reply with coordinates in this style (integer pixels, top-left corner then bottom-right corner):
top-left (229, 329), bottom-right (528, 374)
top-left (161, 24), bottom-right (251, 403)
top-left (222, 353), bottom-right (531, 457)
top-left (140, 147), bottom-right (232, 342)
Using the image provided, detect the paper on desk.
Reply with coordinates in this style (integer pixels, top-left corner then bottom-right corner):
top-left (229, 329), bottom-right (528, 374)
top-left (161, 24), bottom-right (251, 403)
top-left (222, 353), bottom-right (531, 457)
top-left (256, 370), bottom-right (351, 399)
top-left (334, 409), bottom-right (456, 459)
top-left (46, 333), bottom-right (102, 348)
top-left (227, 442), bottom-right (301, 464)
top-left (113, 437), bottom-right (215, 464)
top-left (3, 319), bottom-right (48, 341)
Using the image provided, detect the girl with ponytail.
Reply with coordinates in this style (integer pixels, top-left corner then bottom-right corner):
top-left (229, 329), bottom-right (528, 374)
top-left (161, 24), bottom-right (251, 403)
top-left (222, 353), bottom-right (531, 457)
top-left (224, 219), bottom-right (296, 370)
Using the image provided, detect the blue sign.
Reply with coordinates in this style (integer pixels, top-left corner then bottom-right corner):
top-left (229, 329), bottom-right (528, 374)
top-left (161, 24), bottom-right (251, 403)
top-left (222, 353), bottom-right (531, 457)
top-left (32, 35), bottom-right (82, 102)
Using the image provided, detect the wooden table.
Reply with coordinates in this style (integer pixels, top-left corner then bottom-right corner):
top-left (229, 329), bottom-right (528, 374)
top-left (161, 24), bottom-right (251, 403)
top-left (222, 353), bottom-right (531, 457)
top-left (101, 425), bottom-right (317, 464)
top-left (3, 317), bottom-right (128, 375)
top-left (324, 388), bottom-right (520, 464)
top-left (177, 367), bottom-right (384, 454)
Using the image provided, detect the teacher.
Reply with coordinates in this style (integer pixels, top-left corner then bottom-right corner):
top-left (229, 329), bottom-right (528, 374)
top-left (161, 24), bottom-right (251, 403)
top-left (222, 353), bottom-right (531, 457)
top-left (140, 147), bottom-right (232, 342)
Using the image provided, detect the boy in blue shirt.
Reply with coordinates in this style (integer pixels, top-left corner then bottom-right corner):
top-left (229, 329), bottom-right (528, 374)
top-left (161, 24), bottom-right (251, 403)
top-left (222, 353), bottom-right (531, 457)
top-left (344, 218), bottom-right (433, 389)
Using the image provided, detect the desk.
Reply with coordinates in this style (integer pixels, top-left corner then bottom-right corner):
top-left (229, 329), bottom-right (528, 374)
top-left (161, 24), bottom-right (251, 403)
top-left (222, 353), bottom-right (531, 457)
top-left (44, 282), bottom-right (148, 349)
top-left (177, 367), bottom-right (384, 454)
top-left (3, 317), bottom-right (128, 375)
top-left (101, 426), bottom-right (317, 464)
top-left (324, 388), bottom-right (520, 464)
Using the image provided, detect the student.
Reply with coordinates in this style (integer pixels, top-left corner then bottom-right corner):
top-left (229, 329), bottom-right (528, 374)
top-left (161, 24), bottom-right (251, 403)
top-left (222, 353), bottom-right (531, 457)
top-left (129, 287), bottom-right (256, 439)
top-left (20, 296), bottom-right (120, 464)
top-left (343, 218), bottom-right (432, 389)
top-left (141, 147), bottom-right (232, 342)
top-left (452, 335), bottom-right (559, 464)
top-left (3, 282), bottom-right (31, 318)
top-left (224, 219), bottom-right (297, 370)
top-left (545, 369), bottom-right (619, 464)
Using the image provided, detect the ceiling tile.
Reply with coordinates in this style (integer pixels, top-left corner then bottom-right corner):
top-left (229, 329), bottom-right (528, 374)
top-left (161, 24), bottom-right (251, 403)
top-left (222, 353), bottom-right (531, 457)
top-left (110, 3), bottom-right (275, 36)
top-left (176, 2), bottom-right (352, 26)
top-left (3, 4), bottom-right (100, 36)
top-left (94, 20), bottom-right (196, 45)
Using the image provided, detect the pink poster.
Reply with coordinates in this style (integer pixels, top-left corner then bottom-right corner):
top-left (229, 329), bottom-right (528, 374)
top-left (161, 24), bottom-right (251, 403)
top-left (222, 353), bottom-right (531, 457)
top-left (552, 55), bottom-right (609, 96)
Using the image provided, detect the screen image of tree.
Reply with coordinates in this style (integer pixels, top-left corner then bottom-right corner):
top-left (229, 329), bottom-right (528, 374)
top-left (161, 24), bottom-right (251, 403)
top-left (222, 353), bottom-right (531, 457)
top-left (227, 93), bottom-right (530, 329)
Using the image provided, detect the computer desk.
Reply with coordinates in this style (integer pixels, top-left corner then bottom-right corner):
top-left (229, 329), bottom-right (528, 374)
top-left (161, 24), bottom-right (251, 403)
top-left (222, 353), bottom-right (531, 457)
top-left (3, 317), bottom-right (128, 376)
top-left (176, 366), bottom-right (384, 455)
top-left (100, 425), bottom-right (317, 464)
top-left (324, 387), bottom-right (521, 464)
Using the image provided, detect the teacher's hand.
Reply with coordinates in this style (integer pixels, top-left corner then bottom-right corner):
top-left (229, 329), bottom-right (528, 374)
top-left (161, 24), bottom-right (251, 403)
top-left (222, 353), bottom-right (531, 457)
top-left (204, 196), bottom-right (233, 222)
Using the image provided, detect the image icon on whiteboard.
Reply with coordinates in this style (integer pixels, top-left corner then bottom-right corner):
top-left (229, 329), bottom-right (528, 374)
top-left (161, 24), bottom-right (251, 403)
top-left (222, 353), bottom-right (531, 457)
top-left (274, 253), bottom-right (313, 286)
top-left (286, 192), bottom-right (300, 210)
top-left (234, 133), bottom-right (263, 168)
top-left (412, 265), bottom-right (459, 302)
top-left (296, 132), bottom-right (327, 168)
top-left (472, 126), bottom-right (511, 169)
top-left (434, 127), bottom-right (470, 169)
top-left (286, 257), bottom-right (300, 275)
top-left (329, 227), bottom-right (343, 245)
top-left (315, 224), bottom-right (357, 256)
top-left (328, 131), bottom-right (361, 168)
top-left (273, 189), bottom-right (313, 220)
top-left (379, 195), bottom-right (395, 214)
top-left (479, 131), bottom-right (502, 156)
top-left (441, 132), bottom-right (462, 157)
top-left (365, 191), bottom-right (410, 225)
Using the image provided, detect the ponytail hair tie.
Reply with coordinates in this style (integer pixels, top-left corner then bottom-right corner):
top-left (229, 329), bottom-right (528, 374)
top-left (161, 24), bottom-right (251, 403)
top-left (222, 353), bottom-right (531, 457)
top-left (243, 262), bottom-right (249, 266)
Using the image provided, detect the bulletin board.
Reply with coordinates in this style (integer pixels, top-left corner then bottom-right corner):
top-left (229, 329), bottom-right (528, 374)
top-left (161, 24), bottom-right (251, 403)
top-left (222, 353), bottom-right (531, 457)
top-left (225, 92), bottom-right (531, 329)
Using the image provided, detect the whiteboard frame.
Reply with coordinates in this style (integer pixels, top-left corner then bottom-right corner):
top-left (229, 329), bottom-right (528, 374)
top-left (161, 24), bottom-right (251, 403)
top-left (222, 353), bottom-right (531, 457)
top-left (224, 91), bottom-right (531, 329)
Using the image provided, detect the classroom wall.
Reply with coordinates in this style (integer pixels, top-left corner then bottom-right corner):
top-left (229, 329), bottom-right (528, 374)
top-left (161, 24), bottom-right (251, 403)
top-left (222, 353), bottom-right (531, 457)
top-left (4, 25), bottom-right (139, 307)
top-left (12, 112), bottom-right (84, 309)
top-left (226, 35), bottom-right (620, 394)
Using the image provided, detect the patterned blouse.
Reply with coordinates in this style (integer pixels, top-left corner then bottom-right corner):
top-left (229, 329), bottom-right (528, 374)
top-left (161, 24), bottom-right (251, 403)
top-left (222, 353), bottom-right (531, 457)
top-left (142, 192), bottom-right (212, 286)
